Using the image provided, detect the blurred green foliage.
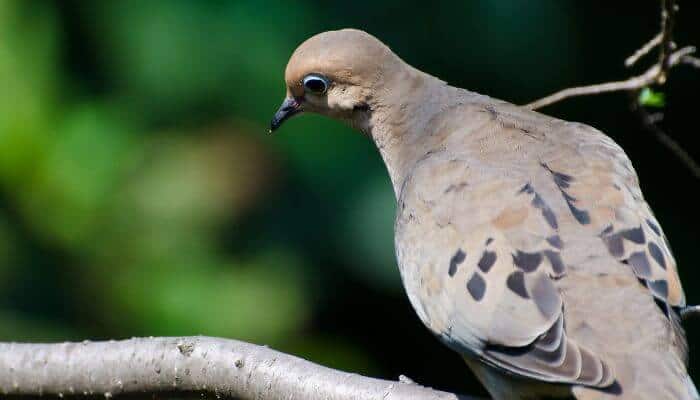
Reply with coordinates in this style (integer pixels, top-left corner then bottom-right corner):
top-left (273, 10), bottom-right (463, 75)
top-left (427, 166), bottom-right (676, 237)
top-left (0, 0), bottom-right (698, 394)
top-left (639, 87), bottom-right (666, 107)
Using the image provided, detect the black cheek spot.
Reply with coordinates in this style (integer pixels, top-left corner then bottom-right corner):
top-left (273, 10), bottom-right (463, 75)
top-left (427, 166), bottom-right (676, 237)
top-left (647, 242), bottom-right (666, 269)
top-left (477, 251), bottom-right (497, 273)
top-left (543, 250), bottom-right (565, 275)
top-left (506, 271), bottom-right (530, 299)
top-left (512, 250), bottom-right (543, 273)
top-left (627, 251), bottom-right (652, 277)
top-left (621, 226), bottom-right (645, 244)
top-left (448, 249), bottom-right (466, 277)
top-left (467, 273), bottom-right (486, 301)
top-left (546, 235), bottom-right (563, 249)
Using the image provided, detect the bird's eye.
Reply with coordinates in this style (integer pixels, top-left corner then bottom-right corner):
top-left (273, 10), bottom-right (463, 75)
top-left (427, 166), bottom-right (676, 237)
top-left (303, 74), bottom-right (329, 94)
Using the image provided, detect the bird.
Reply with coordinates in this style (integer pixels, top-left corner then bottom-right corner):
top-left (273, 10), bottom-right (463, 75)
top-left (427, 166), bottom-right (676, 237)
top-left (270, 29), bottom-right (698, 400)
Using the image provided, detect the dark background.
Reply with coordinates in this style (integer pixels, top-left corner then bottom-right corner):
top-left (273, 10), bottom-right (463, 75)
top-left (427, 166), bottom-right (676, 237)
top-left (0, 1), bottom-right (698, 397)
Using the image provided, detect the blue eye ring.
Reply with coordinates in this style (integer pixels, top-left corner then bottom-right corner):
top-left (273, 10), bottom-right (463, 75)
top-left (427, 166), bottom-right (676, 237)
top-left (303, 74), bottom-right (330, 94)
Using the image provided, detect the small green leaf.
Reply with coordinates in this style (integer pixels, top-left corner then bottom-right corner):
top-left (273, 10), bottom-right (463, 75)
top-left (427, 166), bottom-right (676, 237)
top-left (638, 87), bottom-right (666, 108)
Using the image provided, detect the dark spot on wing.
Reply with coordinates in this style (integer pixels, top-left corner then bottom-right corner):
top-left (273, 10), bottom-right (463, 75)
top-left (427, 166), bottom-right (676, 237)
top-left (627, 251), bottom-right (651, 277)
top-left (506, 271), bottom-right (529, 299)
top-left (444, 182), bottom-right (468, 194)
top-left (448, 249), bottom-right (466, 277)
top-left (600, 225), bottom-right (614, 236)
top-left (531, 193), bottom-right (545, 208)
top-left (467, 272), bottom-right (486, 301)
top-left (567, 202), bottom-right (591, 225)
top-left (543, 250), bottom-right (565, 276)
top-left (518, 183), bottom-right (559, 229)
top-left (540, 163), bottom-right (573, 188)
top-left (513, 251), bottom-right (543, 273)
top-left (605, 381), bottom-right (623, 396)
top-left (561, 190), bottom-right (576, 203)
top-left (477, 251), bottom-right (497, 273)
top-left (531, 194), bottom-right (558, 229)
top-left (519, 183), bottom-right (534, 194)
top-left (621, 227), bottom-right (645, 244)
top-left (531, 273), bottom-right (560, 318)
top-left (546, 235), bottom-right (563, 249)
top-left (552, 173), bottom-right (573, 190)
top-left (602, 233), bottom-right (624, 258)
top-left (648, 279), bottom-right (669, 299)
top-left (541, 163), bottom-right (591, 225)
top-left (654, 297), bottom-right (670, 317)
top-left (541, 207), bottom-right (559, 230)
top-left (648, 242), bottom-right (666, 269)
top-left (646, 219), bottom-right (661, 236)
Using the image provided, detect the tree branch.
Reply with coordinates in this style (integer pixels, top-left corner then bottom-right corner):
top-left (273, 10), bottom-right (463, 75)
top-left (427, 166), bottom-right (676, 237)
top-left (625, 33), bottom-right (662, 68)
top-left (524, 0), bottom-right (699, 180)
top-left (0, 336), bottom-right (482, 400)
top-left (656, 0), bottom-right (678, 84)
top-left (523, 46), bottom-right (696, 110)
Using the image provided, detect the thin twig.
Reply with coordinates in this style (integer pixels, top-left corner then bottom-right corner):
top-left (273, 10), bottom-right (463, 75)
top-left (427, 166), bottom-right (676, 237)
top-left (0, 336), bottom-right (482, 400)
top-left (525, 0), bottom-right (700, 182)
top-left (524, 46), bottom-right (696, 110)
top-left (681, 55), bottom-right (700, 68)
top-left (657, 0), bottom-right (678, 84)
top-left (625, 33), bottom-right (662, 67)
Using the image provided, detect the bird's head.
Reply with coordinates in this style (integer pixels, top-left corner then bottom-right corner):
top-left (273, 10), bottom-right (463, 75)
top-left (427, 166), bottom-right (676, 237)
top-left (270, 29), bottom-right (403, 133)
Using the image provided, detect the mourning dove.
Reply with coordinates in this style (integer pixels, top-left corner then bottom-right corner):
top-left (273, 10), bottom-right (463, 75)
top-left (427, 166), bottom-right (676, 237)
top-left (270, 29), bottom-right (698, 400)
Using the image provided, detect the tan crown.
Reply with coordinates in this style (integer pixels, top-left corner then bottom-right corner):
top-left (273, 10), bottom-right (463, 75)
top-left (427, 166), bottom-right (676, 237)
top-left (284, 29), bottom-right (399, 98)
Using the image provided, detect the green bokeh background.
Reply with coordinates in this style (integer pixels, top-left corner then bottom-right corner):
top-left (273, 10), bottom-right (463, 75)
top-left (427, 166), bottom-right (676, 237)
top-left (1, 0), bottom-right (698, 395)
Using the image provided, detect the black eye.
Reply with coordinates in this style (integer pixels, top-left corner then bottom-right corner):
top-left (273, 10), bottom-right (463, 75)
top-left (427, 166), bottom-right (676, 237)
top-left (303, 74), bottom-right (329, 94)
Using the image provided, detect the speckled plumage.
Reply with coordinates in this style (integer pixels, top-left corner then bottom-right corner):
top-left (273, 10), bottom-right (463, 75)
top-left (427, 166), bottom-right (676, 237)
top-left (273, 29), bottom-right (697, 400)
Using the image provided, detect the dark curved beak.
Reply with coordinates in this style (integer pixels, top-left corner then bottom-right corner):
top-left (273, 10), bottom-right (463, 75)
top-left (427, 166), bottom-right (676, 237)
top-left (269, 97), bottom-right (302, 133)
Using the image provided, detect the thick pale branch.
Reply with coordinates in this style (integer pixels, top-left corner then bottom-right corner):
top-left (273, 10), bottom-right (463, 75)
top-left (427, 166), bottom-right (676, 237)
top-left (0, 336), bottom-right (481, 400)
top-left (524, 46), bottom-right (696, 110)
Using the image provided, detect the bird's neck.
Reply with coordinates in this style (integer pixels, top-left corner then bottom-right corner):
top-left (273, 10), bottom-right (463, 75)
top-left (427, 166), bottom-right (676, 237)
top-left (366, 67), bottom-right (461, 199)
